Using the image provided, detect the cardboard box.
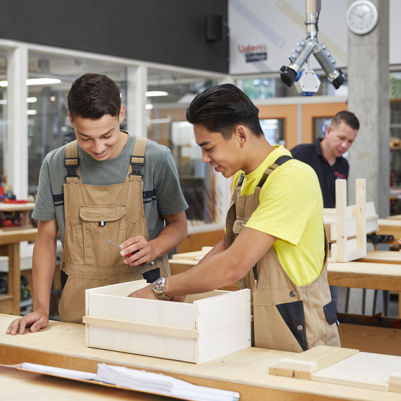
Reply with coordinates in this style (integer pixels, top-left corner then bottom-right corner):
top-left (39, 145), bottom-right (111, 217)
top-left (83, 280), bottom-right (251, 364)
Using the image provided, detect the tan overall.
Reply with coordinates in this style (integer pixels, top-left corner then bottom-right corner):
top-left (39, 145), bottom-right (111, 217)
top-left (226, 156), bottom-right (340, 352)
top-left (59, 137), bottom-right (170, 323)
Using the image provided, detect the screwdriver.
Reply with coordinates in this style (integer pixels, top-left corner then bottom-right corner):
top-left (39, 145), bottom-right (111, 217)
top-left (107, 239), bottom-right (154, 266)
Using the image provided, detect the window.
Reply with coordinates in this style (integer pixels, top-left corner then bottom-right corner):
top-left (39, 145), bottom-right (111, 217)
top-left (146, 68), bottom-right (229, 226)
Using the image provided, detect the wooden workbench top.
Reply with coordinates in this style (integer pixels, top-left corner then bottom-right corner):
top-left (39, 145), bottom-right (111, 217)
top-left (0, 314), bottom-right (400, 401)
top-left (0, 366), bottom-right (171, 401)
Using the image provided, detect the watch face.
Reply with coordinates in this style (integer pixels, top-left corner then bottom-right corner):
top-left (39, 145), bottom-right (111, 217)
top-left (346, 0), bottom-right (378, 35)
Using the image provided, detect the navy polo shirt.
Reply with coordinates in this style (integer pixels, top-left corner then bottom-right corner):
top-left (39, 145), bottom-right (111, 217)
top-left (291, 138), bottom-right (349, 208)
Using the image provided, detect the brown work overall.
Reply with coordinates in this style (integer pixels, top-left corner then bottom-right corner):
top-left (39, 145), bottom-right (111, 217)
top-left (58, 137), bottom-right (170, 323)
top-left (225, 156), bottom-right (340, 352)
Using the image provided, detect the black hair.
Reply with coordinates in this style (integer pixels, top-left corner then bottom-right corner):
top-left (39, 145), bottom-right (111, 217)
top-left (68, 73), bottom-right (121, 120)
top-left (331, 110), bottom-right (360, 130)
top-left (186, 83), bottom-right (263, 138)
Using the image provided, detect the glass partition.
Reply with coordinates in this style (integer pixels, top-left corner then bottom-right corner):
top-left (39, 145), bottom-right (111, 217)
top-left (146, 68), bottom-right (228, 226)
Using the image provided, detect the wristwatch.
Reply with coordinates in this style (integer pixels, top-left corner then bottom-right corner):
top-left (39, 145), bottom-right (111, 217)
top-left (152, 277), bottom-right (170, 300)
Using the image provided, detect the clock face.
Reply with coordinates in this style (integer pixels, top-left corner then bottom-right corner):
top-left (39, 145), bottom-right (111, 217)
top-left (346, 0), bottom-right (378, 35)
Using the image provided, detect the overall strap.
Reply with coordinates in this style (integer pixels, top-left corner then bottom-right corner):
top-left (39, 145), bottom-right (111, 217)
top-left (257, 155), bottom-right (292, 188)
top-left (129, 136), bottom-right (147, 177)
top-left (65, 140), bottom-right (80, 182)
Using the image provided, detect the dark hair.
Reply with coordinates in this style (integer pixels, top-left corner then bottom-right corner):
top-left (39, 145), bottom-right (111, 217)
top-left (186, 84), bottom-right (263, 138)
top-left (331, 110), bottom-right (360, 130)
top-left (68, 73), bottom-right (121, 120)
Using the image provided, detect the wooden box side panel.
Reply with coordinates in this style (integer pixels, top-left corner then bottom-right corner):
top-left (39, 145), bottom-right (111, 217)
top-left (86, 325), bottom-right (197, 363)
top-left (86, 280), bottom-right (148, 296)
top-left (85, 282), bottom-right (198, 362)
top-left (195, 289), bottom-right (251, 364)
top-left (87, 293), bottom-right (195, 330)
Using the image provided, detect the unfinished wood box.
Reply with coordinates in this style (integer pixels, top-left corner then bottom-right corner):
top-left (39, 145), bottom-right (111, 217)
top-left (83, 280), bottom-right (251, 364)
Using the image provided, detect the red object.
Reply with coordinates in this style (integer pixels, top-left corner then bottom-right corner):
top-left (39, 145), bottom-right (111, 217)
top-left (2, 198), bottom-right (28, 204)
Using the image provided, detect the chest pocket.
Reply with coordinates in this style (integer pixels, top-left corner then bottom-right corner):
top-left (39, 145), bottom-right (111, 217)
top-left (77, 206), bottom-right (127, 266)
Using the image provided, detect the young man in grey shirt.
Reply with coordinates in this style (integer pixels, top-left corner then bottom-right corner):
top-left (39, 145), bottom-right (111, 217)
top-left (7, 73), bottom-right (188, 333)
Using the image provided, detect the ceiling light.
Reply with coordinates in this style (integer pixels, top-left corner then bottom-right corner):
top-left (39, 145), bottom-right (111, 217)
top-left (146, 90), bottom-right (168, 97)
top-left (27, 110), bottom-right (37, 115)
top-left (0, 78), bottom-right (62, 87)
top-left (145, 104), bottom-right (154, 110)
top-left (27, 97), bottom-right (37, 103)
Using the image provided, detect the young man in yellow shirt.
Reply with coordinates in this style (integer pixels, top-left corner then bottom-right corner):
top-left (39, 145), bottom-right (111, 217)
top-left (130, 84), bottom-right (340, 352)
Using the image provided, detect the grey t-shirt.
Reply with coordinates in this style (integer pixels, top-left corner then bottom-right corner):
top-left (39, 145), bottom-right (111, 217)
top-left (32, 133), bottom-right (188, 244)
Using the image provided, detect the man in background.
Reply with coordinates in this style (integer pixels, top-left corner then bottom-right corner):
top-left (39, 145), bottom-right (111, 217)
top-left (291, 110), bottom-right (360, 308)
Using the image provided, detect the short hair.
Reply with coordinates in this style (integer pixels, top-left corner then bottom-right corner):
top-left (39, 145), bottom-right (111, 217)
top-left (68, 73), bottom-right (121, 120)
top-left (186, 83), bottom-right (263, 139)
top-left (330, 110), bottom-right (360, 131)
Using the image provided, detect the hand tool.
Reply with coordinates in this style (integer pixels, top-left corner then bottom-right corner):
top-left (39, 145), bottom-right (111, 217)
top-left (253, 265), bottom-right (258, 288)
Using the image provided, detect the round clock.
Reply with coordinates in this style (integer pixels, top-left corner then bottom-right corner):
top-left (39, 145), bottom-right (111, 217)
top-left (346, 0), bottom-right (378, 35)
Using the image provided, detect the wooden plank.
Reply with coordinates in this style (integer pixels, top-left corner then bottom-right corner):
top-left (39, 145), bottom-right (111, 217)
top-left (269, 346), bottom-right (359, 379)
top-left (377, 219), bottom-right (401, 245)
top-left (7, 243), bottom-right (20, 315)
top-left (338, 323), bottom-right (401, 356)
top-left (0, 203), bottom-right (35, 212)
top-left (335, 179), bottom-right (346, 261)
top-left (82, 316), bottom-right (199, 339)
top-left (0, 228), bottom-right (37, 245)
top-left (355, 179), bottom-right (366, 254)
top-left (389, 373), bottom-right (401, 393)
top-left (177, 230), bottom-right (223, 254)
top-left (358, 250), bottom-right (401, 264)
top-left (312, 352), bottom-right (401, 392)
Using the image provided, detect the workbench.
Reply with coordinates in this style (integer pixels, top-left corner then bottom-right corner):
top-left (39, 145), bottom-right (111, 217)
top-left (0, 227), bottom-right (37, 314)
top-left (0, 313), bottom-right (400, 401)
top-left (0, 202), bottom-right (36, 315)
top-left (170, 249), bottom-right (401, 317)
top-left (377, 218), bottom-right (401, 245)
top-left (0, 366), bottom-right (171, 401)
top-left (327, 260), bottom-right (401, 318)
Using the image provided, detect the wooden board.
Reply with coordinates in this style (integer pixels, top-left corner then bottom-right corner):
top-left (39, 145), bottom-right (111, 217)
top-left (338, 323), bottom-right (401, 357)
top-left (269, 345), bottom-right (359, 379)
top-left (312, 352), bottom-right (401, 392)
top-left (358, 250), bottom-right (401, 264)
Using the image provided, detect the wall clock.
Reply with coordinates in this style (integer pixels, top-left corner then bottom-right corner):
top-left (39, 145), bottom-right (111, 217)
top-left (346, 0), bottom-right (378, 35)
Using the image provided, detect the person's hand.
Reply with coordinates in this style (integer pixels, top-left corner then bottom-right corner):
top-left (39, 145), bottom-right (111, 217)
top-left (120, 235), bottom-right (158, 267)
top-left (128, 284), bottom-right (157, 299)
top-left (128, 284), bottom-right (186, 303)
top-left (6, 312), bottom-right (49, 335)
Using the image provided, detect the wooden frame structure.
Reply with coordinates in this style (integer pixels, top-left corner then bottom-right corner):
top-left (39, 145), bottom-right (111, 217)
top-left (324, 179), bottom-right (378, 262)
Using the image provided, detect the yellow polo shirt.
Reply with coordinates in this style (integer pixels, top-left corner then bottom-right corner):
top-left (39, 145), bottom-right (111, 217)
top-left (233, 146), bottom-right (325, 286)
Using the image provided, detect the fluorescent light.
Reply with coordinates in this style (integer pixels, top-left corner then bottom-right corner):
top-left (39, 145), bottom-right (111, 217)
top-left (0, 78), bottom-right (62, 87)
top-left (27, 109), bottom-right (37, 115)
top-left (146, 90), bottom-right (168, 97)
top-left (0, 97), bottom-right (38, 105)
top-left (27, 78), bottom-right (61, 86)
top-left (145, 104), bottom-right (154, 110)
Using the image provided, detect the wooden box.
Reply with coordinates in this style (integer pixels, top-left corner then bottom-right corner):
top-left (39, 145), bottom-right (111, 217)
top-left (83, 280), bottom-right (251, 364)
